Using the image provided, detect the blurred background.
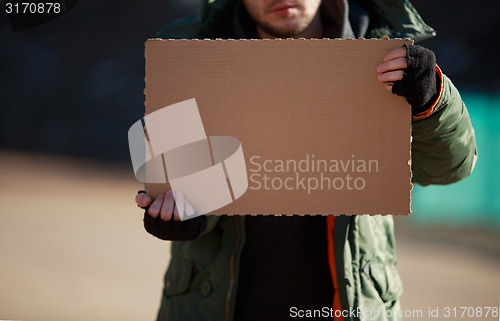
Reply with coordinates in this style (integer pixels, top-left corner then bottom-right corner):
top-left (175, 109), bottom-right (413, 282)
top-left (0, 0), bottom-right (498, 320)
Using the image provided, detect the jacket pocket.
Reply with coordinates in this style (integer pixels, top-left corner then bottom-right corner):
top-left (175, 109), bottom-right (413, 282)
top-left (164, 257), bottom-right (193, 297)
top-left (363, 260), bottom-right (404, 303)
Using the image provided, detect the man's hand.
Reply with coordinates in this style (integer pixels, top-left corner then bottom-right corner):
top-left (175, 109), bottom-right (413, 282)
top-left (376, 46), bottom-right (407, 91)
top-left (136, 190), bottom-right (197, 221)
top-left (136, 190), bottom-right (179, 221)
top-left (376, 44), bottom-right (439, 115)
top-left (136, 190), bottom-right (207, 240)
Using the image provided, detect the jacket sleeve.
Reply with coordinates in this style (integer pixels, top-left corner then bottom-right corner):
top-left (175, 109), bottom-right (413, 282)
top-left (411, 73), bottom-right (477, 186)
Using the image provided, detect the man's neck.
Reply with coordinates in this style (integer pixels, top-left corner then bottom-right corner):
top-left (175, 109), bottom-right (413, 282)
top-left (257, 11), bottom-right (324, 39)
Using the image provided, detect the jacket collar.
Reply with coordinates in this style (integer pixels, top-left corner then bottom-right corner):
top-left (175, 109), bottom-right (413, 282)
top-left (195, 0), bottom-right (435, 41)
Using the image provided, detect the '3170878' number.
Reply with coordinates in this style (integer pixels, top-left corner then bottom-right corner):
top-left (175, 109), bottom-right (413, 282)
top-left (5, 2), bottom-right (61, 14)
top-left (443, 306), bottom-right (499, 318)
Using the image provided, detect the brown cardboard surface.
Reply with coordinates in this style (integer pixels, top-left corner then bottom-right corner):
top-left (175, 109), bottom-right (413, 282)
top-left (144, 38), bottom-right (413, 215)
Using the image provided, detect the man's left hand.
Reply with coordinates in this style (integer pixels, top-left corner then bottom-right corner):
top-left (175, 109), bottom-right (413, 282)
top-left (376, 46), bottom-right (407, 91)
top-left (376, 44), bottom-right (439, 115)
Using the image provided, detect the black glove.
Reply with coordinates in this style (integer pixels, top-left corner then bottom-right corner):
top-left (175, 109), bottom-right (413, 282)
top-left (143, 211), bottom-right (207, 241)
top-left (138, 190), bottom-right (207, 241)
top-left (392, 44), bottom-right (440, 116)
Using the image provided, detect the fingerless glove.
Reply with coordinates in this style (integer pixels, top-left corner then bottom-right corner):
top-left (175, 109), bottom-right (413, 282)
top-left (392, 44), bottom-right (440, 116)
top-left (143, 211), bottom-right (207, 241)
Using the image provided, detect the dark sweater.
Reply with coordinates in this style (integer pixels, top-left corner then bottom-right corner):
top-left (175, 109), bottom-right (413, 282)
top-left (234, 215), bottom-right (334, 320)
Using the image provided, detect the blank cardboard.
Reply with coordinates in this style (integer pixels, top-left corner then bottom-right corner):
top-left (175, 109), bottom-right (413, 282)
top-left (144, 38), bottom-right (413, 215)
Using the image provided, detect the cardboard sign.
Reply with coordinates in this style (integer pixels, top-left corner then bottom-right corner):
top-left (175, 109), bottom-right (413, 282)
top-left (144, 38), bottom-right (413, 215)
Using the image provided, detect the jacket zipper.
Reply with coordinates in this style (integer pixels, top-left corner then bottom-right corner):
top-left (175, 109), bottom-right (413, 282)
top-left (224, 217), bottom-right (241, 321)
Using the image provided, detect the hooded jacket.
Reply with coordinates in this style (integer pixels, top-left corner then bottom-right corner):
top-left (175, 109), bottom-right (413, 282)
top-left (152, 1), bottom-right (477, 320)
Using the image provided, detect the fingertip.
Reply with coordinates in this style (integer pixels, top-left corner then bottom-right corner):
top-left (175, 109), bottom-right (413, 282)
top-left (165, 190), bottom-right (174, 201)
top-left (136, 193), bottom-right (150, 207)
top-left (149, 193), bottom-right (165, 217)
top-left (160, 211), bottom-right (172, 221)
top-left (163, 191), bottom-right (175, 214)
top-left (160, 190), bottom-right (175, 221)
top-left (148, 206), bottom-right (159, 218)
top-left (174, 191), bottom-right (185, 215)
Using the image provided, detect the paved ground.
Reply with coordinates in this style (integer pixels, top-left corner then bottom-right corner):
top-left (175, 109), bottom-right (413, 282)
top-left (0, 151), bottom-right (498, 321)
top-left (394, 218), bottom-right (500, 320)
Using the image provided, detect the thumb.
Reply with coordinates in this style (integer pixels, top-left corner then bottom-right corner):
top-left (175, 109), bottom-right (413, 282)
top-left (136, 193), bottom-right (152, 208)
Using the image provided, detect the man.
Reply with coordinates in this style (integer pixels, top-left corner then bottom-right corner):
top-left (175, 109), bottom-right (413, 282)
top-left (135, 0), bottom-right (477, 320)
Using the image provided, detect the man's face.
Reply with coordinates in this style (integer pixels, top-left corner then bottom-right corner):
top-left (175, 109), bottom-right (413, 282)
top-left (242, 0), bottom-right (322, 38)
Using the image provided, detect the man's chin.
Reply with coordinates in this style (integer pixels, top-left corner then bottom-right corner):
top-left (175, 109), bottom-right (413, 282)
top-left (260, 23), bottom-right (305, 38)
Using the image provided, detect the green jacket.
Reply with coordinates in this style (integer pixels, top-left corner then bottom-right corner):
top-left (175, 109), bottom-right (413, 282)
top-left (153, 1), bottom-right (477, 320)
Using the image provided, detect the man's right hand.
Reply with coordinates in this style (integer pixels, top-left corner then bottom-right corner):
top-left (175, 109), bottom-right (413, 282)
top-left (136, 190), bottom-right (181, 221)
top-left (136, 190), bottom-right (207, 241)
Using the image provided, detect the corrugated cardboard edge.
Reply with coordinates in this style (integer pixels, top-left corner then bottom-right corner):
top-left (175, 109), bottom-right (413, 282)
top-left (146, 37), bottom-right (413, 41)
